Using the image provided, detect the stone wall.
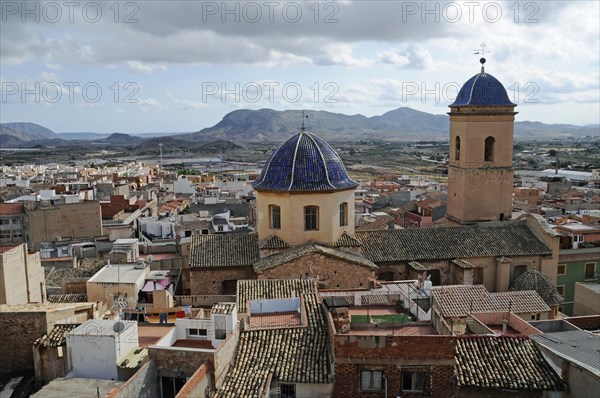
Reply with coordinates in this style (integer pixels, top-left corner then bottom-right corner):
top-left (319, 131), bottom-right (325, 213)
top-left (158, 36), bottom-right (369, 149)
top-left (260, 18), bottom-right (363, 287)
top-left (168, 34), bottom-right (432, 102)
top-left (148, 347), bottom-right (214, 377)
top-left (189, 267), bottom-right (256, 295)
top-left (0, 311), bottom-right (47, 371)
top-left (257, 252), bottom-right (375, 289)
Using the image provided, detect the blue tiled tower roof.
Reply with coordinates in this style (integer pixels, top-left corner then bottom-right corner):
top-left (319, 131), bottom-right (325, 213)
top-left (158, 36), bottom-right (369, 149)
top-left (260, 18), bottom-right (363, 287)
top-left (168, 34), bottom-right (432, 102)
top-left (450, 71), bottom-right (516, 107)
top-left (252, 130), bottom-right (358, 192)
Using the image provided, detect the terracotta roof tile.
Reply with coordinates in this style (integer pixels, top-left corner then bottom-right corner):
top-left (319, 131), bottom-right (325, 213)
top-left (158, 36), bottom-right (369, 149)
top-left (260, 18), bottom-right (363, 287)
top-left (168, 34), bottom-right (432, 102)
top-left (253, 242), bottom-right (377, 273)
top-left (189, 234), bottom-right (260, 268)
top-left (491, 291), bottom-right (550, 314)
top-left (258, 235), bottom-right (290, 250)
top-left (215, 293), bottom-right (331, 397)
top-left (510, 270), bottom-right (564, 307)
top-left (332, 232), bottom-right (362, 247)
top-left (455, 336), bottom-right (563, 391)
top-left (356, 221), bottom-right (551, 262)
top-left (432, 285), bottom-right (551, 318)
top-left (236, 279), bottom-right (317, 311)
top-left (211, 302), bottom-right (236, 315)
top-left (34, 323), bottom-right (80, 347)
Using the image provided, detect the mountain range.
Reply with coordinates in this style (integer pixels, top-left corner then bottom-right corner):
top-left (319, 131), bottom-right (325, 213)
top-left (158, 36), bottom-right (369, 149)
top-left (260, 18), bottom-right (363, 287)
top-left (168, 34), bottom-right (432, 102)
top-left (2, 108), bottom-right (598, 148)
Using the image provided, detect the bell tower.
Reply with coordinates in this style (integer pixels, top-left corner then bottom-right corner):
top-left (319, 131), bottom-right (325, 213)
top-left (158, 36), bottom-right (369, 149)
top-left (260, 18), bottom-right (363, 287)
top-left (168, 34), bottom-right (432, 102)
top-left (447, 57), bottom-right (517, 224)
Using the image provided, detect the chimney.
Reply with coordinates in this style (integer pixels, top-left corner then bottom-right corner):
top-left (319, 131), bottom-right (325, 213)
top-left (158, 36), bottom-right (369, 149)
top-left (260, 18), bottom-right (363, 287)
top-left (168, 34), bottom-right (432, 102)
top-left (502, 318), bottom-right (508, 334)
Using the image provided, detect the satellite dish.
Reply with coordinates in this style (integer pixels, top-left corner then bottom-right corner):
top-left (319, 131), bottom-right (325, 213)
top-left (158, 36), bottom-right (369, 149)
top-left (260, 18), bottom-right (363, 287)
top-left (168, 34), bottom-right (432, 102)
top-left (146, 255), bottom-right (153, 263)
top-left (113, 321), bottom-right (125, 334)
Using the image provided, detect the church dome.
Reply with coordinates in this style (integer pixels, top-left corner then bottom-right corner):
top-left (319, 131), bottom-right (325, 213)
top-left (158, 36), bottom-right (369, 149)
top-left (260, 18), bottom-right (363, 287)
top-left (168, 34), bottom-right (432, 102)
top-left (510, 269), bottom-right (564, 307)
top-left (450, 71), bottom-right (516, 107)
top-left (252, 130), bottom-right (358, 192)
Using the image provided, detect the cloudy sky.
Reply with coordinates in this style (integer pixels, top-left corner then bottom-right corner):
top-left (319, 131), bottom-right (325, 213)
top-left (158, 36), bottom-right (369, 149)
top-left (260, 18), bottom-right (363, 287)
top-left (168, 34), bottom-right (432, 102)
top-left (1, 0), bottom-right (599, 133)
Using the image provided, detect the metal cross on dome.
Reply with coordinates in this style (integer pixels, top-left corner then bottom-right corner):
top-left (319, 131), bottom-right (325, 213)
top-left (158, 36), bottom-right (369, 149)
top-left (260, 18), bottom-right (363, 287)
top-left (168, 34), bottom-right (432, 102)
top-left (474, 43), bottom-right (490, 71)
top-left (300, 110), bottom-right (308, 131)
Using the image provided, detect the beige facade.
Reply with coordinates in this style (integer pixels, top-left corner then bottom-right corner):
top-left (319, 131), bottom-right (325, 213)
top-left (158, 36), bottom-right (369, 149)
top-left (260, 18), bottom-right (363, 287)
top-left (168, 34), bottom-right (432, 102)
top-left (24, 201), bottom-right (103, 252)
top-left (573, 282), bottom-right (600, 316)
top-left (447, 105), bottom-right (516, 224)
top-left (256, 189), bottom-right (355, 246)
top-left (0, 243), bottom-right (45, 305)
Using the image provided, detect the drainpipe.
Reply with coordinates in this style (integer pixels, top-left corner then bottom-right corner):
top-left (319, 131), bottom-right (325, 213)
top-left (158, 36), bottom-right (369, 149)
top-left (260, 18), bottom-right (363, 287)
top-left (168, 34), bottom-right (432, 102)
top-left (383, 374), bottom-right (387, 398)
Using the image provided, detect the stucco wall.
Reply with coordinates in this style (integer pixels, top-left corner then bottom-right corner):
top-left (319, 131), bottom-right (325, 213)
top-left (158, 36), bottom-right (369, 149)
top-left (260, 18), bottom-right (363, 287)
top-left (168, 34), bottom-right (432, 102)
top-left (256, 189), bottom-right (355, 245)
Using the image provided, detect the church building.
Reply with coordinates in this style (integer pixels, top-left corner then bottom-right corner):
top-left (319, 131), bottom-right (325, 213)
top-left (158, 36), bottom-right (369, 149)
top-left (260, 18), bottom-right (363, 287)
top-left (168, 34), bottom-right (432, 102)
top-left (187, 60), bottom-right (561, 298)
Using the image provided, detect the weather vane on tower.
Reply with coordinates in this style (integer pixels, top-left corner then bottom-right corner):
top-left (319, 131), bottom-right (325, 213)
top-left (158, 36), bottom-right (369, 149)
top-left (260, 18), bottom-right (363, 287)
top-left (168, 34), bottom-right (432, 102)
top-left (474, 42), bottom-right (490, 73)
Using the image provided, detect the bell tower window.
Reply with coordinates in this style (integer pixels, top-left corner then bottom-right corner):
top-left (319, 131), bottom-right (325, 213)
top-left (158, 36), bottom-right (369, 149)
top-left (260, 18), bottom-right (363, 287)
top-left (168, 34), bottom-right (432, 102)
top-left (455, 136), bottom-right (461, 160)
top-left (484, 136), bottom-right (495, 162)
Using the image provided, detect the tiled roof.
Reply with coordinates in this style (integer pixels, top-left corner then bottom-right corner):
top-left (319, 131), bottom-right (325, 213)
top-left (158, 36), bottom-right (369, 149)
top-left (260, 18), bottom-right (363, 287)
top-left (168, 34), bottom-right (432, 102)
top-left (215, 293), bottom-right (331, 397)
top-left (490, 291), bottom-right (551, 314)
top-left (531, 330), bottom-right (600, 375)
top-left (356, 214), bottom-right (394, 231)
top-left (408, 261), bottom-right (427, 271)
top-left (118, 348), bottom-right (148, 369)
top-left (34, 323), bottom-right (80, 347)
top-left (432, 285), bottom-right (550, 318)
top-left (47, 293), bottom-right (88, 303)
top-left (211, 302), bottom-right (236, 315)
top-left (450, 71), bottom-right (516, 107)
top-left (432, 285), bottom-right (497, 317)
top-left (355, 222), bottom-right (551, 262)
top-left (236, 279), bottom-right (317, 311)
top-left (45, 257), bottom-right (107, 288)
top-left (258, 235), bottom-right (290, 249)
top-left (510, 270), bottom-right (564, 307)
top-left (332, 232), bottom-right (362, 247)
top-left (253, 242), bottom-right (378, 273)
top-left (451, 259), bottom-right (476, 269)
top-left (252, 130), bottom-right (358, 192)
top-left (189, 234), bottom-right (259, 268)
top-left (455, 336), bottom-right (563, 391)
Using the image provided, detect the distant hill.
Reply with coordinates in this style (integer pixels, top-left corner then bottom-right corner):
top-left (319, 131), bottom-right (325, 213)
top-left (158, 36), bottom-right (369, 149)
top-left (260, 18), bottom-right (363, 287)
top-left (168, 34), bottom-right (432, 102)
top-left (99, 133), bottom-right (145, 145)
top-left (57, 132), bottom-right (110, 140)
top-left (177, 107), bottom-right (599, 142)
top-left (0, 122), bottom-right (58, 141)
top-left (4, 108), bottom-right (598, 148)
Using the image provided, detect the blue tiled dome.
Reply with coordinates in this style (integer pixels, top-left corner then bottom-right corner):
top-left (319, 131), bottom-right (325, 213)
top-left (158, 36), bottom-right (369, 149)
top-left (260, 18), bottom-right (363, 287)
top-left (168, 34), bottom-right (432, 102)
top-left (450, 72), bottom-right (516, 107)
top-left (252, 131), bottom-right (358, 192)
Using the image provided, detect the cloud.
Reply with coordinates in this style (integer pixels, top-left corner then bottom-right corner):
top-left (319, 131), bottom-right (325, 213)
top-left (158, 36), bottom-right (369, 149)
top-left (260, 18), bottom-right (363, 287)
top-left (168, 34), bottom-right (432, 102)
top-left (377, 44), bottom-right (432, 69)
top-left (174, 99), bottom-right (208, 110)
top-left (127, 61), bottom-right (167, 74)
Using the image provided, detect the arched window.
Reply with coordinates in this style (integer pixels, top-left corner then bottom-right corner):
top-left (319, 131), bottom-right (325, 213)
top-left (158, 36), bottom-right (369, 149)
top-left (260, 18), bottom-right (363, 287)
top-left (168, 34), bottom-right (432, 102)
top-left (455, 136), bottom-right (461, 161)
top-left (304, 206), bottom-right (319, 231)
top-left (339, 202), bottom-right (348, 227)
top-left (484, 136), bottom-right (495, 162)
top-left (269, 205), bottom-right (281, 229)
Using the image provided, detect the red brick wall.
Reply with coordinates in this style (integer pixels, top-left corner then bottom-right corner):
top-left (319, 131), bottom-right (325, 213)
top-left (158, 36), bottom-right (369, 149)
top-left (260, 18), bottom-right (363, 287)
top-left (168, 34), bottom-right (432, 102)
top-left (333, 335), bottom-right (456, 398)
top-left (566, 315), bottom-right (600, 330)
